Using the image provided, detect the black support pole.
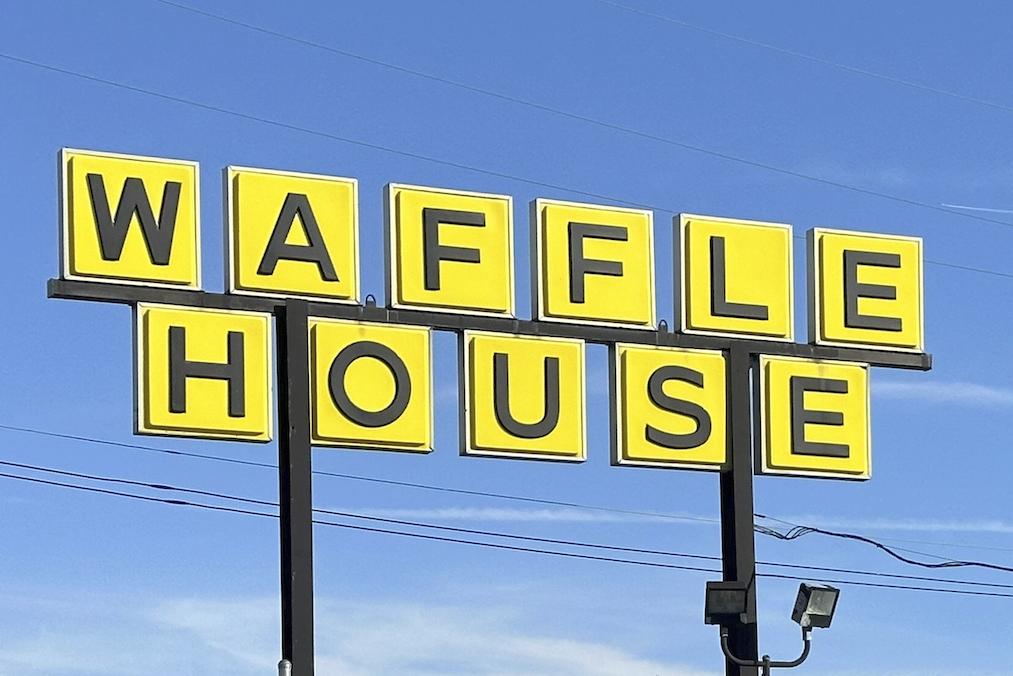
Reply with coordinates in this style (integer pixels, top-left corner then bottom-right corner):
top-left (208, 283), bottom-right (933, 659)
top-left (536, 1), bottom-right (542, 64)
top-left (276, 299), bottom-right (315, 676)
top-left (720, 346), bottom-right (759, 676)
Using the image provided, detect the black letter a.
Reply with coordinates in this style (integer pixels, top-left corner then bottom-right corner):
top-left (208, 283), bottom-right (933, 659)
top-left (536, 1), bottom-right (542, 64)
top-left (87, 174), bottom-right (181, 265)
top-left (257, 193), bottom-right (339, 281)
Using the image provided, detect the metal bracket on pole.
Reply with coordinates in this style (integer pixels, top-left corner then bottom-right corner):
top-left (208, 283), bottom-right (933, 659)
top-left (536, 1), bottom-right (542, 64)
top-left (720, 627), bottom-right (812, 676)
top-left (276, 299), bottom-right (315, 676)
top-left (720, 346), bottom-right (759, 676)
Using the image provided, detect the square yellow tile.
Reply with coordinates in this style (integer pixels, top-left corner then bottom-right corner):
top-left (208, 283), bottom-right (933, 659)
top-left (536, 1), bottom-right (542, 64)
top-left (62, 148), bottom-right (200, 288)
top-left (135, 304), bottom-right (272, 441)
top-left (385, 183), bottom-right (514, 316)
top-left (310, 319), bottom-right (433, 452)
top-left (808, 228), bottom-right (923, 351)
top-left (612, 344), bottom-right (726, 469)
top-left (758, 356), bottom-right (870, 480)
top-left (461, 331), bottom-right (585, 461)
top-left (533, 199), bottom-right (656, 328)
top-left (678, 214), bottom-right (793, 340)
top-left (227, 166), bottom-right (359, 303)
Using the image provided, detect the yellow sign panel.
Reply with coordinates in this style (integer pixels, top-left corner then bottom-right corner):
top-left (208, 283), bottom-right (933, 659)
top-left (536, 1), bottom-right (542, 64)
top-left (310, 318), bottom-right (433, 452)
top-left (678, 214), bottom-right (793, 340)
top-left (808, 228), bottom-right (923, 351)
top-left (758, 356), bottom-right (870, 480)
top-left (135, 304), bottom-right (272, 441)
top-left (385, 183), bottom-right (515, 316)
top-left (462, 331), bottom-right (585, 461)
top-left (61, 148), bottom-right (200, 288)
top-left (612, 344), bottom-right (726, 470)
top-left (226, 166), bottom-right (360, 303)
top-left (533, 199), bottom-right (656, 328)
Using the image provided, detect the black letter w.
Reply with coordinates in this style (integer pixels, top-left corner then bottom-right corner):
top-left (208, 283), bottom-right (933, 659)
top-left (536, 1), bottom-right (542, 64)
top-left (87, 174), bottom-right (181, 265)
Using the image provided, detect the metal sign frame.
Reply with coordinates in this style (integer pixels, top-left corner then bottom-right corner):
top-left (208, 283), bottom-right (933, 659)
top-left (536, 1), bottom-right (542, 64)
top-left (50, 150), bottom-right (931, 676)
top-left (49, 275), bottom-right (930, 676)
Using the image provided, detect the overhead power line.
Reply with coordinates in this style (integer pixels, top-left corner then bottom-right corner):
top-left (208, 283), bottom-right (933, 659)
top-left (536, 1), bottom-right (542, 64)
top-left (0, 52), bottom-right (641, 209)
top-left (756, 514), bottom-right (1013, 574)
top-left (4, 455), bottom-right (1013, 592)
top-left (595, 0), bottom-right (1013, 116)
top-left (2, 51), bottom-right (1013, 282)
top-left (0, 423), bottom-right (718, 526)
top-left (146, 0), bottom-right (1013, 231)
top-left (6, 422), bottom-right (1013, 563)
top-left (3, 467), bottom-right (1012, 599)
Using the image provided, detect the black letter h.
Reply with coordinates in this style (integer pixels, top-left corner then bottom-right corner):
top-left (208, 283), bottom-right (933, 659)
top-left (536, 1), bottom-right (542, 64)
top-left (168, 326), bottom-right (246, 417)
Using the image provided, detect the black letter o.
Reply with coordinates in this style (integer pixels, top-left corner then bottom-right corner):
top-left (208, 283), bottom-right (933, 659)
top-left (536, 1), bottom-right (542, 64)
top-left (328, 341), bottom-right (411, 428)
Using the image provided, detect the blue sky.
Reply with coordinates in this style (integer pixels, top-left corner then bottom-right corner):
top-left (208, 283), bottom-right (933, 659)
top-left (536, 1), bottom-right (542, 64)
top-left (3, 1), bottom-right (1013, 674)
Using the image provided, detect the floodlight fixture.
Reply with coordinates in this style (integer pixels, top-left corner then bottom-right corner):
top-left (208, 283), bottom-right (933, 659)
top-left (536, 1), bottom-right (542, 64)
top-left (706, 580), bottom-right (840, 675)
top-left (704, 580), bottom-right (751, 626)
top-left (791, 583), bottom-right (840, 630)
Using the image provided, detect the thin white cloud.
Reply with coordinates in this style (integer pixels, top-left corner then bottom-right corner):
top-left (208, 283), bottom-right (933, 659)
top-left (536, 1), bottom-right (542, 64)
top-left (795, 161), bottom-right (919, 189)
top-left (164, 598), bottom-right (718, 676)
top-left (0, 594), bottom-right (252, 676)
top-left (326, 506), bottom-right (719, 525)
top-left (817, 669), bottom-right (1000, 676)
top-left (348, 506), bottom-right (1013, 541)
top-left (0, 591), bottom-right (718, 676)
top-left (872, 380), bottom-right (1013, 407)
top-left (773, 514), bottom-right (1013, 535)
top-left (941, 203), bottom-right (1013, 214)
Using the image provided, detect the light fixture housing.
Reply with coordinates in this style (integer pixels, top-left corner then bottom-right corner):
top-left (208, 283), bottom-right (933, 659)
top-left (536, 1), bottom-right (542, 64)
top-left (791, 583), bottom-right (839, 629)
top-left (704, 581), bottom-right (750, 626)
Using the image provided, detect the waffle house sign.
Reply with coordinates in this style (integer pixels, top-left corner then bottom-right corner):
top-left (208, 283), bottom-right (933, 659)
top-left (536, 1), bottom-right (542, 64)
top-left (54, 148), bottom-right (929, 480)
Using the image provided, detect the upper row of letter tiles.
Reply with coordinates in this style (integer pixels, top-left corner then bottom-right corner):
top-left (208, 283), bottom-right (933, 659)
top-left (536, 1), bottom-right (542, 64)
top-left (59, 148), bottom-right (924, 352)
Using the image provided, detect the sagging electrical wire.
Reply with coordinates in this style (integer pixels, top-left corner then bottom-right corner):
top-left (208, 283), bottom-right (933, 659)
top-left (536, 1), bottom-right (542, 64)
top-left (149, 0), bottom-right (1013, 231)
top-left (3, 467), bottom-right (1013, 599)
top-left (756, 513), bottom-right (1013, 574)
top-left (4, 422), bottom-right (1013, 569)
top-left (2, 457), bottom-right (1012, 593)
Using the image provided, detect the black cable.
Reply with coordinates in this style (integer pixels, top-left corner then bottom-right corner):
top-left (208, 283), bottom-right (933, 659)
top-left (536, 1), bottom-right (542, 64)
top-left (754, 513), bottom-right (987, 563)
top-left (0, 52), bottom-right (646, 210)
top-left (0, 423), bottom-right (276, 469)
top-left (594, 0), bottom-right (1013, 116)
top-left (148, 1), bottom-right (1013, 280)
top-left (4, 468), bottom-right (1013, 598)
top-left (6, 422), bottom-right (1013, 565)
top-left (0, 469), bottom-right (275, 519)
top-left (0, 457), bottom-right (276, 508)
top-left (144, 0), bottom-right (1013, 231)
top-left (2, 52), bottom-right (1011, 282)
top-left (0, 424), bottom-right (718, 526)
top-left (5, 457), bottom-right (1013, 592)
top-left (313, 506), bottom-right (1013, 591)
top-left (754, 521), bottom-right (957, 563)
top-left (756, 515), bottom-right (1013, 574)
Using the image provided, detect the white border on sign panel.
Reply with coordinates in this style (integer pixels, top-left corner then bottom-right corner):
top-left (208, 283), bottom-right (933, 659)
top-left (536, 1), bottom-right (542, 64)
top-left (60, 148), bottom-right (202, 290)
top-left (754, 355), bottom-right (871, 481)
top-left (307, 317), bottom-right (435, 453)
top-left (531, 198), bottom-right (658, 331)
top-left (676, 213), bottom-right (794, 342)
top-left (132, 302), bottom-right (275, 442)
top-left (609, 343), bottom-right (727, 471)
top-left (223, 165), bottom-right (361, 305)
top-left (384, 183), bottom-right (516, 318)
top-left (459, 329), bottom-right (587, 463)
top-left (806, 227), bottom-right (924, 353)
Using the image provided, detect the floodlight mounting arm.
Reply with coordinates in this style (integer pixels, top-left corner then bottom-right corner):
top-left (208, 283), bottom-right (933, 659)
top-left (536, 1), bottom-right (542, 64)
top-left (720, 626), bottom-right (812, 676)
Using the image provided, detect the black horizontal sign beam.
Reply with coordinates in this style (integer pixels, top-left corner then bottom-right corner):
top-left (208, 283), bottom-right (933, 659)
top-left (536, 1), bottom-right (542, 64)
top-left (48, 279), bottom-right (931, 370)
